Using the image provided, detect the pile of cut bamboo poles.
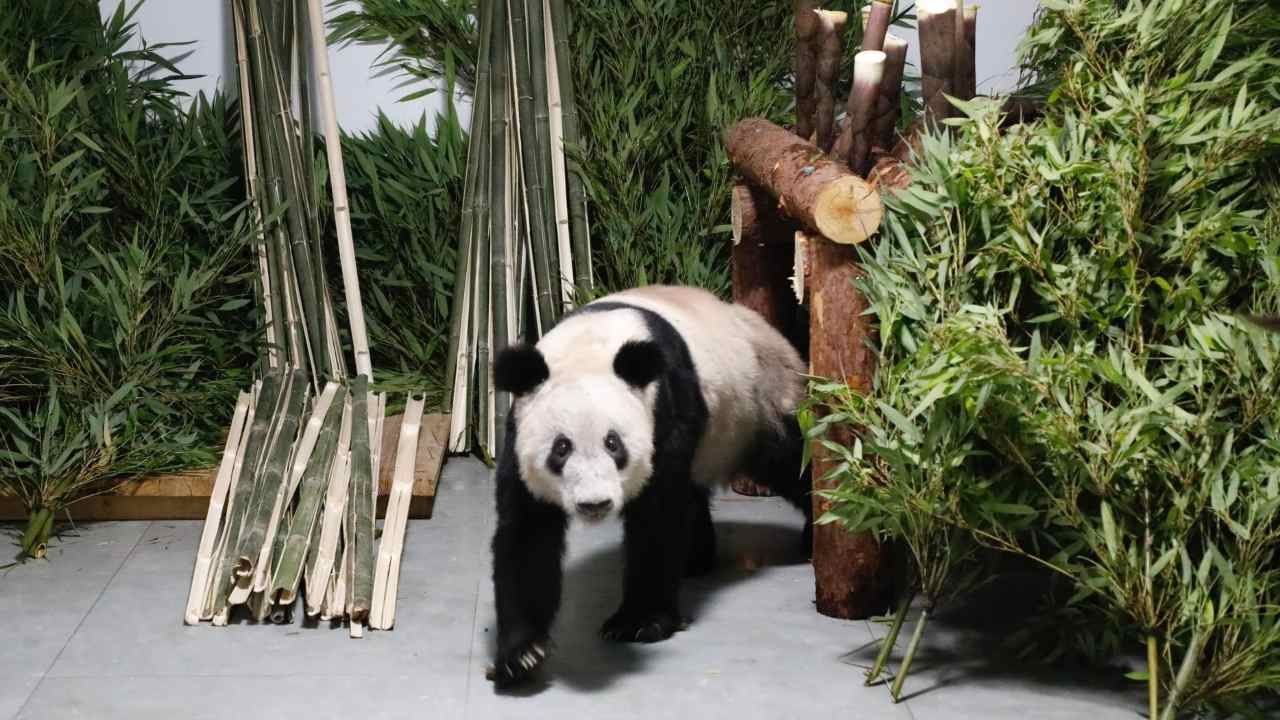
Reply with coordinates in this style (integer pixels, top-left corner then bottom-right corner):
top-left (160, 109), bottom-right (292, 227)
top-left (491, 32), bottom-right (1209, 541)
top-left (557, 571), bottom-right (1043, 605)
top-left (445, 0), bottom-right (592, 460)
top-left (183, 0), bottom-right (423, 637)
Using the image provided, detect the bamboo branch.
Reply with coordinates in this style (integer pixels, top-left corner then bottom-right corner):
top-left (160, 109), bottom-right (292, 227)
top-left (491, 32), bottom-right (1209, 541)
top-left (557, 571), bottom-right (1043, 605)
top-left (890, 604), bottom-right (929, 702)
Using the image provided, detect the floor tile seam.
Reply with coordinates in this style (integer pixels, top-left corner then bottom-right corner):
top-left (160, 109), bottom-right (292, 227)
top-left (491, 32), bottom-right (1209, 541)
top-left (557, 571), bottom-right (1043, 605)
top-left (13, 521), bottom-right (153, 719)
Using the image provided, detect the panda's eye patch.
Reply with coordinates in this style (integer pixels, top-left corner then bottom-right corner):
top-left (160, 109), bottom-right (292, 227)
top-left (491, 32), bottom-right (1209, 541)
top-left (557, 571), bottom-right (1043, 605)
top-left (547, 435), bottom-right (573, 475)
top-left (603, 430), bottom-right (628, 470)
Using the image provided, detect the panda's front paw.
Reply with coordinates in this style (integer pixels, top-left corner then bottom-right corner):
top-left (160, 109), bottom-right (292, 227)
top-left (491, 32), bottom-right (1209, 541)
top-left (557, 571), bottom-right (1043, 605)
top-left (486, 638), bottom-right (550, 689)
top-left (600, 608), bottom-right (689, 643)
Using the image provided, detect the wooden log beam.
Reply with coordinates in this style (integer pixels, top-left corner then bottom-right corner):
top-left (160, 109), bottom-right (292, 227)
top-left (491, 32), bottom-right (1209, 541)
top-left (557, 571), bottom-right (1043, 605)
top-left (725, 117), bottom-right (883, 245)
top-left (807, 232), bottom-right (888, 620)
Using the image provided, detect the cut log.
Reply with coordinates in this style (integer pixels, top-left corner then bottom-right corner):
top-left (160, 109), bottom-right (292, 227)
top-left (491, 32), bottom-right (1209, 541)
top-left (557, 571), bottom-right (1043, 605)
top-left (917, 0), bottom-right (958, 126)
top-left (847, 50), bottom-right (886, 177)
top-left (813, 10), bottom-right (847, 151)
top-left (807, 232), bottom-right (888, 620)
top-left (725, 118), bottom-right (883, 245)
top-left (793, 0), bottom-right (821, 141)
top-left (875, 34), bottom-right (909, 150)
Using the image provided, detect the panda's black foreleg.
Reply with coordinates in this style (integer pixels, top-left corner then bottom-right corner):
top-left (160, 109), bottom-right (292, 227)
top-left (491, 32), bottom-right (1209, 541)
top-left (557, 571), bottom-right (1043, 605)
top-left (601, 477), bottom-right (692, 643)
top-left (686, 486), bottom-right (716, 577)
top-left (489, 446), bottom-right (568, 689)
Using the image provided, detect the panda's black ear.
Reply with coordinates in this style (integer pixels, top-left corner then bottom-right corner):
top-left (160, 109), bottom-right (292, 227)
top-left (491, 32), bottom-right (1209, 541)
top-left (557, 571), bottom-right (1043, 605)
top-left (494, 344), bottom-right (549, 396)
top-left (613, 340), bottom-right (666, 389)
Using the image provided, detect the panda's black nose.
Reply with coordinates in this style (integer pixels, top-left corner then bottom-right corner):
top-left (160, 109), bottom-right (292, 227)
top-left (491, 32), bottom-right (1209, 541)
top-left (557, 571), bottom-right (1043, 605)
top-left (576, 499), bottom-right (613, 515)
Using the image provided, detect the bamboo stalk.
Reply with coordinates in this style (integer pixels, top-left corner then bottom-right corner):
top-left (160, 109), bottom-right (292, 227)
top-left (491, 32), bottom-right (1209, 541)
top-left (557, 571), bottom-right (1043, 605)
top-left (443, 0), bottom-right (496, 418)
top-left (866, 592), bottom-right (912, 686)
top-left (304, 0), bottom-right (372, 380)
top-left (522, 0), bottom-right (564, 311)
top-left (794, 0), bottom-right (820, 142)
top-left (211, 370), bottom-right (286, 615)
top-left (543, 3), bottom-right (574, 303)
top-left (270, 383), bottom-right (345, 604)
top-left (546, 0), bottom-right (592, 290)
top-left (507, 0), bottom-right (557, 331)
top-left (369, 394), bottom-right (426, 630)
top-left (1148, 635), bottom-right (1160, 720)
top-left (232, 1), bottom-right (283, 369)
top-left (491, 18), bottom-right (514, 459)
top-left (1159, 628), bottom-right (1205, 720)
top-left (236, 369), bottom-right (310, 597)
top-left (203, 383), bottom-right (259, 618)
top-left (917, 0), bottom-right (958, 127)
top-left (346, 375), bottom-right (375, 627)
top-left (890, 605), bottom-right (929, 702)
top-left (304, 399), bottom-right (352, 616)
top-left (185, 392), bottom-right (253, 625)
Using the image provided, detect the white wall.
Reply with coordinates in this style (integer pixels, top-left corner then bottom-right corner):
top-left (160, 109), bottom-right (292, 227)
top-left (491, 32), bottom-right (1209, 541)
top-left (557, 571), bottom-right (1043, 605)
top-left (103, 1), bottom-right (1039, 133)
top-left (99, 0), bottom-right (444, 133)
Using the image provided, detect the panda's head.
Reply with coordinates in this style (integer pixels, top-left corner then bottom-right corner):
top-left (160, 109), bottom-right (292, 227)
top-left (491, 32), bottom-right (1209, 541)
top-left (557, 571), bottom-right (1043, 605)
top-left (494, 339), bottom-right (665, 523)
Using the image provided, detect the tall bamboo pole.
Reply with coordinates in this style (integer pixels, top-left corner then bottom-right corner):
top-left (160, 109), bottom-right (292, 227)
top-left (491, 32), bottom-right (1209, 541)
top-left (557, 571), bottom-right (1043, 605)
top-left (547, 0), bottom-right (592, 290)
top-left (917, 0), bottom-right (958, 127)
top-left (507, 0), bottom-right (557, 330)
top-left (305, 0), bottom-right (372, 380)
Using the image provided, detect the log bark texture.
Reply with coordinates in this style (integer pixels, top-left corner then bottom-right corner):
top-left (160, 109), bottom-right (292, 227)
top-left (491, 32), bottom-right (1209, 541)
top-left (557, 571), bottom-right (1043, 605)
top-left (807, 233), bottom-right (888, 620)
top-left (875, 34), bottom-right (909, 150)
top-left (794, 1), bottom-right (820, 141)
top-left (917, 0), bottom-right (957, 127)
top-left (725, 118), bottom-right (882, 245)
top-left (813, 10), bottom-right (846, 151)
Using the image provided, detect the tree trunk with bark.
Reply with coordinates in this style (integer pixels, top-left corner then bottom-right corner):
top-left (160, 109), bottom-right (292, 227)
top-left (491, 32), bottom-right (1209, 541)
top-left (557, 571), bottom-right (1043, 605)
top-left (807, 233), bottom-right (888, 620)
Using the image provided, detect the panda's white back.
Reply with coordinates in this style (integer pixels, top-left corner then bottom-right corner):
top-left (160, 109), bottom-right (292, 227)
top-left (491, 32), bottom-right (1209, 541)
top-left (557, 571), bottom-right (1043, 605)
top-left (536, 285), bottom-right (805, 488)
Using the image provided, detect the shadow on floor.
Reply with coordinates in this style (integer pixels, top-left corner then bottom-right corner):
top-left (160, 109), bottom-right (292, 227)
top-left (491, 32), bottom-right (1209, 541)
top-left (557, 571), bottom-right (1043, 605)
top-left (488, 518), bottom-right (809, 695)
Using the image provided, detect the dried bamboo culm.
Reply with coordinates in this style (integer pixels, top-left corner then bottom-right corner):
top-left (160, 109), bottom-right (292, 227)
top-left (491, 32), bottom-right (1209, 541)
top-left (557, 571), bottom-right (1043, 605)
top-left (917, 0), bottom-right (959, 127)
top-left (186, 0), bottom-right (432, 637)
top-left (445, 0), bottom-right (594, 461)
top-left (956, 5), bottom-right (978, 101)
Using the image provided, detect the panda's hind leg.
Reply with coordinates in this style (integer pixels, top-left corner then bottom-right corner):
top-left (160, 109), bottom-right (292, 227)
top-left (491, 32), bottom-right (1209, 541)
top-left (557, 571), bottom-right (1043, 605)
top-left (685, 486), bottom-right (716, 577)
top-left (743, 416), bottom-right (813, 557)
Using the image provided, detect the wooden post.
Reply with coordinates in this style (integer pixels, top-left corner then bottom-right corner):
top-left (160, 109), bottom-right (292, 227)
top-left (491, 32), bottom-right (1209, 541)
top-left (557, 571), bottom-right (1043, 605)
top-left (729, 183), bottom-right (797, 497)
top-left (807, 233), bottom-right (887, 620)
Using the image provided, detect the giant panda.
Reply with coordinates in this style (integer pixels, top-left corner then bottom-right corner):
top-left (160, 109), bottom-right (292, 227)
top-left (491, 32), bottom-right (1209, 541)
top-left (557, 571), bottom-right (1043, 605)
top-left (486, 284), bottom-right (812, 689)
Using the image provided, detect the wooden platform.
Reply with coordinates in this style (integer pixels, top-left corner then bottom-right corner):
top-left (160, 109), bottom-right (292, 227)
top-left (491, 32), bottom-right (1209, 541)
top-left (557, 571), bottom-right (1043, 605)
top-left (0, 413), bottom-right (450, 523)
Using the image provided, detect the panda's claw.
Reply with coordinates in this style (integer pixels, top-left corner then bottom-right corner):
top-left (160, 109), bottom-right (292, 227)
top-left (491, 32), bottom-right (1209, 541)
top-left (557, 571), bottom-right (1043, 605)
top-left (489, 638), bottom-right (551, 689)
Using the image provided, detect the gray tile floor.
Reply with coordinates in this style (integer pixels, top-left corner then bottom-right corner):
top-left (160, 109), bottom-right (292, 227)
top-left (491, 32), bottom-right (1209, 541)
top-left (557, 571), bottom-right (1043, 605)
top-left (1, 459), bottom-right (1142, 719)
